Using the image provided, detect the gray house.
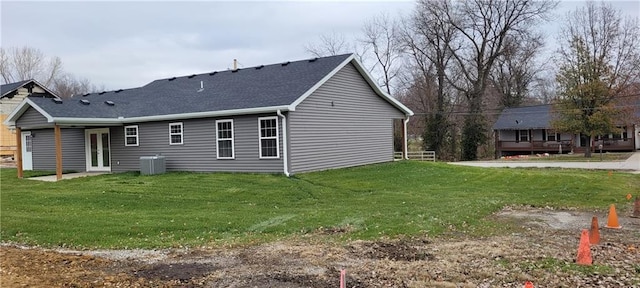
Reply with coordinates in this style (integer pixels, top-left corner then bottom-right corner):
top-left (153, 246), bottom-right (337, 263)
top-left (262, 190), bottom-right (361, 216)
top-left (493, 104), bottom-right (640, 158)
top-left (5, 54), bottom-right (413, 179)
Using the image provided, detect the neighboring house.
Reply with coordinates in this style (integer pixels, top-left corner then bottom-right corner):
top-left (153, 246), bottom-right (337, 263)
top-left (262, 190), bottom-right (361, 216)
top-left (493, 104), bottom-right (640, 158)
top-left (0, 80), bottom-right (57, 159)
top-left (4, 54), bottom-right (413, 179)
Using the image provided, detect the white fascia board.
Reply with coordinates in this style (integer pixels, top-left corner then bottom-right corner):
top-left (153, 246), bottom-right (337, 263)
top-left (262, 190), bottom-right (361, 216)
top-left (288, 54), bottom-right (356, 111)
top-left (3, 98), bottom-right (54, 126)
top-left (53, 118), bottom-right (123, 125)
top-left (122, 105), bottom-right (291, 123)
top-left (350, 57), bottom-right (414, 116)
top-left (8, 100), bottom-right (291, 127)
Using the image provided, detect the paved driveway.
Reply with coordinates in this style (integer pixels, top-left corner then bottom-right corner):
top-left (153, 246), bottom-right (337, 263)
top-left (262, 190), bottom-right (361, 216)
top-left (449, 152), bottom-right (640, 173)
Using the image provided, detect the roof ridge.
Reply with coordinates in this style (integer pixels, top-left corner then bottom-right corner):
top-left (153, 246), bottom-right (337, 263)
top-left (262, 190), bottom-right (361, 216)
top-left (148, 53), bottom-right (355, 84)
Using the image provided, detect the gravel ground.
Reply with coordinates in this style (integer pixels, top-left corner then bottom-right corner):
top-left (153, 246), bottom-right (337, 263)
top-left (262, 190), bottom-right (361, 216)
top-left (1, 206), bottom-right (639, 287)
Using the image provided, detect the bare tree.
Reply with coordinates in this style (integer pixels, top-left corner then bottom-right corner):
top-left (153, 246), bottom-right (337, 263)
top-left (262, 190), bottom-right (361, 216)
top-left (558, 1), bottom-right (640, 96)
top-left (0, 46), bottom-right (63, 87)
top-left (360, 13), bottom-right (404, 95)
top-left (1, 46), bottom-right (99, 98)
top-left (52, 73), bottom-right (102, 99)
top-left (400, 0), bottom-right (458, 157)
top-left (490, 33), bottom-right (545, 108)
top-left (441, 0), bottom-right (557, 160)
top-left (530, 76), bottom-right (557, 104)
top-left (305, 31), bottom-right (353, 57)
top-left (553, 2), bottom-right (640, 157)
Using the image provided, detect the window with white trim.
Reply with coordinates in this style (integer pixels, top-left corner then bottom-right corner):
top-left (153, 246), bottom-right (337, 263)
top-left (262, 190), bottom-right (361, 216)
top-left (516, 130), bottom-right (529, 142)
top-left (216, 119), bottom-right (234, 159)
top-left (124, 125), bottom-right (139, 146)
top-left (546, 130), bottom-right (560, 142)
top-left (258, 117), bottom-right (279, 158)
top-left (25, 134), bottom-right (33, 152)
top-left (169, 122), bottom-right (183, 145)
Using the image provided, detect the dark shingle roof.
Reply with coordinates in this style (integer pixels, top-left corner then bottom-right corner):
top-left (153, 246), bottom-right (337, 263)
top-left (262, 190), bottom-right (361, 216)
top-left (28, 54), bottom-right (353, 119)
top-left (1, 80), bottom-right (32, 97)
top-left (492, 105), bottom-right (553, 130)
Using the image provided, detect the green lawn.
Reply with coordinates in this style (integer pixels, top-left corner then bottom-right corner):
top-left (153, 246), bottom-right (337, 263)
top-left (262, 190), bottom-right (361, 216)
top-left (1, 162), bottom-right (638, 249)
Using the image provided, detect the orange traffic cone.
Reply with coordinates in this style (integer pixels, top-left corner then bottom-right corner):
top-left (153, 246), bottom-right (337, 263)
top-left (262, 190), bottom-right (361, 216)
top-left (604, 204), bottom-right (622, 229)
top-left (524, 281), bottom-right (534, 288)
top-left (576, 229), bottom-right (592, 265)
top-left (632, 196), bottom-right (640, 218)
top-left (589, 216), bottom-right (600, 245)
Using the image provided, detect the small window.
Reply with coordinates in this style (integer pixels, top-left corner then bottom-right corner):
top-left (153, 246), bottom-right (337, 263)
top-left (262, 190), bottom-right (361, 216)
top-left (546, 130), bottom-right (560, 142)
top-left (25, 135), bottom-right (33, 152)
top-left (216, 120), bottom-right (234, 159)
top-left (124, 125), bottom-right (139, 146)
top-left (169, 122), bottom-right (183, 145)
top-left (258, 117), bottom-right (279, 158)
top-left (516, 130), bottom-right (529, 142)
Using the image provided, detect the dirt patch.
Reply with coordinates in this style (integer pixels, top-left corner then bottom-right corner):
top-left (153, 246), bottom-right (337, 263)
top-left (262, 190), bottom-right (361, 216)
top-left (350, 239), bottom-right (434, 261)
top-left (133, 263), bottom-right (215, 284)
top-left (2, 207), bottom-right (639, 287)
top-left (497, 206), bottom-right (640, 231)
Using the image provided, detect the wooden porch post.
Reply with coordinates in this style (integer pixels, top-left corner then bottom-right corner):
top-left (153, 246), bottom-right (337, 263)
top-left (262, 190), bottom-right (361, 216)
top-left (494, 130), bottom-right (500, 159)
top-left (15, 127), bottom-right (23, 179)
top-left (402, 118), bottom-right (408, 160)
top-left (529, 129), bottom-right (533, 155)
top-left (54, 124), bottom-right (62, 181)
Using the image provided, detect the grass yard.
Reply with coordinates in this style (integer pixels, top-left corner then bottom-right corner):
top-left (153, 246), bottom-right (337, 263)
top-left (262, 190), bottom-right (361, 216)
top-left (1, 162), bottom-right (638, 249)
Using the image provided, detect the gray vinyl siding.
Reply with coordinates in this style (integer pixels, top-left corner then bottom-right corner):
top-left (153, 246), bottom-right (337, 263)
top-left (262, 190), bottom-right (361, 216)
top-left (31, 128), bottom-right (86, 171)
top-left (110, 114), bottom-right (283, 173)
top-left (288, 63), bottom-right (405, 173)
top-left (15, 107), bottom-right (52, 129)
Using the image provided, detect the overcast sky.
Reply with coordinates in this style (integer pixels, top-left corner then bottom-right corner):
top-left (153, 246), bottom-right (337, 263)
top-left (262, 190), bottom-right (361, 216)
top-left (2, 1), bottom-right (638, 90)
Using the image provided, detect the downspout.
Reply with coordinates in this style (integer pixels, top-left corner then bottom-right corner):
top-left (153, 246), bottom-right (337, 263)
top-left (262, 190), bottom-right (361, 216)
top-left (403, 116), bottom-right (410, 160)
top-left (277, 110), bottom-right (290, 177)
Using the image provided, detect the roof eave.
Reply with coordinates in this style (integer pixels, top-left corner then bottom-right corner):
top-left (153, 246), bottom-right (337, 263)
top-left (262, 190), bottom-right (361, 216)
top-left (53, 118), bottom-right (123, 125)
top-left (122, 105), bottom-right (292, 123)
top-left (6, 99), bottom-right (293, 127)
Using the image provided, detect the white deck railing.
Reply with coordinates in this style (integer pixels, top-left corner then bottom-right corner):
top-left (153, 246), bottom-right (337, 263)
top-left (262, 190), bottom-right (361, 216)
top-left (394, 151), bottom-right (436, 161)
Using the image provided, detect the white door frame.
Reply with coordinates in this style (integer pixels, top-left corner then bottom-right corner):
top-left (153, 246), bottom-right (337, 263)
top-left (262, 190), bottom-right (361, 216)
top-left (85, 128), bottom-right (111, 172)
top-left (21, 131), bottom-right (33, 170)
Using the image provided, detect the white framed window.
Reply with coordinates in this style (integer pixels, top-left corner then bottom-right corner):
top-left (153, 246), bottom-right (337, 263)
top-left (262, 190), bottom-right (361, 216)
top-left (124, 125), bottom-right (139, 146)
top-left (258, 116), bottom-right (279, 158)
top-left (216, 119), bottom-right (234, 159)
top-left (546, 130), bottom-right (560, 142)
top-left (516, 129), bottom-right (529, 142)
top-left (169, 122), bottom-right (183, 145)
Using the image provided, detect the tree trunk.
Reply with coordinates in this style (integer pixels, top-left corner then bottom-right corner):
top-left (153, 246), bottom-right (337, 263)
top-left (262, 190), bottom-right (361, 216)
top-left (585, 135), bottom-right (593, 158)
top-left (461, 91), bottom-right (486, 161)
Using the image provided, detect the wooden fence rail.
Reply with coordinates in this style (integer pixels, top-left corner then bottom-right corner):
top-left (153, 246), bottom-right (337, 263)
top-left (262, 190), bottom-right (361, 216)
top-left (394, 151), bottom-right (436, 161)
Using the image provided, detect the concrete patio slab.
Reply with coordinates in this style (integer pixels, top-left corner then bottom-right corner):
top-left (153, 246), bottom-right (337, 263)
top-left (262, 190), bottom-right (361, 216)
top-left (27, 172), bottom-right (109, 182)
